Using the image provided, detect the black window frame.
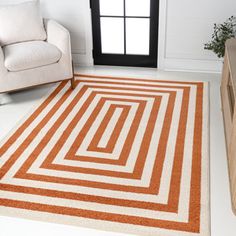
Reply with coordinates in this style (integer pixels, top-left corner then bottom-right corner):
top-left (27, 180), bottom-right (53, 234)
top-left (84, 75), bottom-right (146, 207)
top-left (90, 0), bottom-right (159, 68)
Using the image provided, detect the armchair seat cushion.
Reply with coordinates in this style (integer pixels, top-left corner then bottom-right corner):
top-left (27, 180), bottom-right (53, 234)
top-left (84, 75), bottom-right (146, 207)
top-left (3, 41), bottom-right (62, 72)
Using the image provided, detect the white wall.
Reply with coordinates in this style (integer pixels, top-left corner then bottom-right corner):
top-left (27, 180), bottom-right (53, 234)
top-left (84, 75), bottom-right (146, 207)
top-left (40, 0), bottom-right (93, 66)
top-left (158, 0), bottom-right (236, 72)
top-left (0, 0), bottom-right (236, 72)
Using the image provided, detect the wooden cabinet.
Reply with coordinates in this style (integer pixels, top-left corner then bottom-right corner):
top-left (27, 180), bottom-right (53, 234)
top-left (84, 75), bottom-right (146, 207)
top-left (221, 38), bottom-right (236, 214)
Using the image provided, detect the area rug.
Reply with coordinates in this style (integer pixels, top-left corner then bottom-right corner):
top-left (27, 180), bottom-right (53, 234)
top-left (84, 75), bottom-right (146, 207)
top-left (0, 74), bottom-right (209, 236)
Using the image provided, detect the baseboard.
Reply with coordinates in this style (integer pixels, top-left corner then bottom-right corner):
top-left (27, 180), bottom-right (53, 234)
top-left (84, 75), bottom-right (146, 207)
top-left (159, 58), bottom-right (223, 73)
top-left (72, 53), bottom-right (223, 74)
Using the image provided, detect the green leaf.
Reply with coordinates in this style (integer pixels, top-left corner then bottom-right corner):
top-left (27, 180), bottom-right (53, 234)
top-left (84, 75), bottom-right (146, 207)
top-left (204, 16), bottom-right (236, 58)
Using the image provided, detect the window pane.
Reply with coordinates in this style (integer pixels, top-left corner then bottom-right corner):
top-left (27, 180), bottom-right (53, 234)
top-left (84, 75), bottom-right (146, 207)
top-left (100, 0), bottom-right (124, 16)
top-left (126, 18), bottom-right (150, 55)
top-left (126, 0), bottom-right (150, 17)
top-left (101, 17), bottom-right (124, 54)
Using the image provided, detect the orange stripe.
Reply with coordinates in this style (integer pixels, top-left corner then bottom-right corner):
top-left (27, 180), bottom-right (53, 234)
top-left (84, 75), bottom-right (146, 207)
top-left (0, 82), bottom-right (75, 179)
top-left (0, 198), bottom-right (199, 232)
top-left (0, 81), bottom-right (67, 157)
top-left (1, 83), bottom-right (182, 199)
top-left (188, 83), bottom-right (204, 232)
top-left (0, 182), bottom-right (178, 212)
top-left (13, 91), bottom-right (174, 195)
top-left (67, 97), bottom-right (150, 163)
top-left (7, 85), bottom-right (179, 200)
top-left (67, 97), bottom-right (148, 164)
top-left (49, 97), bottom-right (146, 169)
top-left (87, 105), bottom-right (131, 153)
top-left (78, 79), bottom-right (197, 92)
top-left (76, 73), bottom-right (204, 86)
top-left (11, 84), bottom-right (192, 215)
top-left (67, 89), bottom-right (176, 165)
top-left (73, 96), bottom-right (156, 164)
top-left (39, 89), bottom-right (175, 188)
top-left (12, 84), bottom-right (188, 211)
top-left (17, 97), bottom-right (153, 180)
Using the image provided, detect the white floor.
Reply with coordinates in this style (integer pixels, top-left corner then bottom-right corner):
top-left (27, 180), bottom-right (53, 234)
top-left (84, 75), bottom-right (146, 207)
top-left (0, 66), bottom-right (235, 236)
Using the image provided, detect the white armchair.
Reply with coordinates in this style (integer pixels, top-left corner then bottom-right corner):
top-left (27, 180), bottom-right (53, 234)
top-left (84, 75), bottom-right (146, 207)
top-left (0, 19), bottom-right (74, 93)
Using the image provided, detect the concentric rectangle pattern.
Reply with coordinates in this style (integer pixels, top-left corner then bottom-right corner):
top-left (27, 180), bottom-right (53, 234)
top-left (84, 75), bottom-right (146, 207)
top-left (0, 75), bottom-right (209, 236)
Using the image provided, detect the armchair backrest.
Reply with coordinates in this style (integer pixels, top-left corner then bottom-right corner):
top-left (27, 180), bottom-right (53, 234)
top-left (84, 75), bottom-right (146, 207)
top-left (0, 1), bottom-right (46, 47)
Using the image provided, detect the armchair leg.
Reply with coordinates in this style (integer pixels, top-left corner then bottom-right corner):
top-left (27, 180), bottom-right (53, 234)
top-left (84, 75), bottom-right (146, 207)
top-left (70, 76), bottom-right (76, 89)
top-left (70, 61), bottom-right (76, 90)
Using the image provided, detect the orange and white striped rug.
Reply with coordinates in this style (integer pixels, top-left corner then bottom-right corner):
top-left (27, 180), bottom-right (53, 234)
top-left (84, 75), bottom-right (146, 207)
top-left (0, 74), bottom-right (209, 236)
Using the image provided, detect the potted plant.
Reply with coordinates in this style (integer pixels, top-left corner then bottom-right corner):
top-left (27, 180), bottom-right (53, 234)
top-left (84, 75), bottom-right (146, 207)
top-left (204, 16), bottom-right (236, 58)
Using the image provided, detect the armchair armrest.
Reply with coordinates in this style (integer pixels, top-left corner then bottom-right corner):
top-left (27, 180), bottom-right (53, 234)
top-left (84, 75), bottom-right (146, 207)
top-left (0, 46), bottom-right (7, 76)
top-left (44, 19), bottom-right (73, 76)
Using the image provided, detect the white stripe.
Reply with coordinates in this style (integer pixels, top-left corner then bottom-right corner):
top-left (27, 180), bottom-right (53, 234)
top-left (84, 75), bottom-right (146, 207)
top-left (76, 96), bottom-right (155, 159)
top-left (0, 82), bottom-right (72, 168)
top-left (0, 190), bottom-right (181, 222)
top-left (0, 81), bottom-right (189, 168)
top-left (169, 83), bottom-right (197, 221)
top-left (199, 82), bottom-right (210, 236)
top-left (53, 97), bottom-right (164, 172)
top-left (97, 108), bottom-right (123, 148)
top-left (0, 85), bottom-right (93, 178)
top-left (1, 86), bottom-right (184, 201)
top-left (78, 76), bottom-right (198, 87)
top-left (75, 99), bottom-right (142, 159)
top-left (26, 94), bottom-right (166, 187)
